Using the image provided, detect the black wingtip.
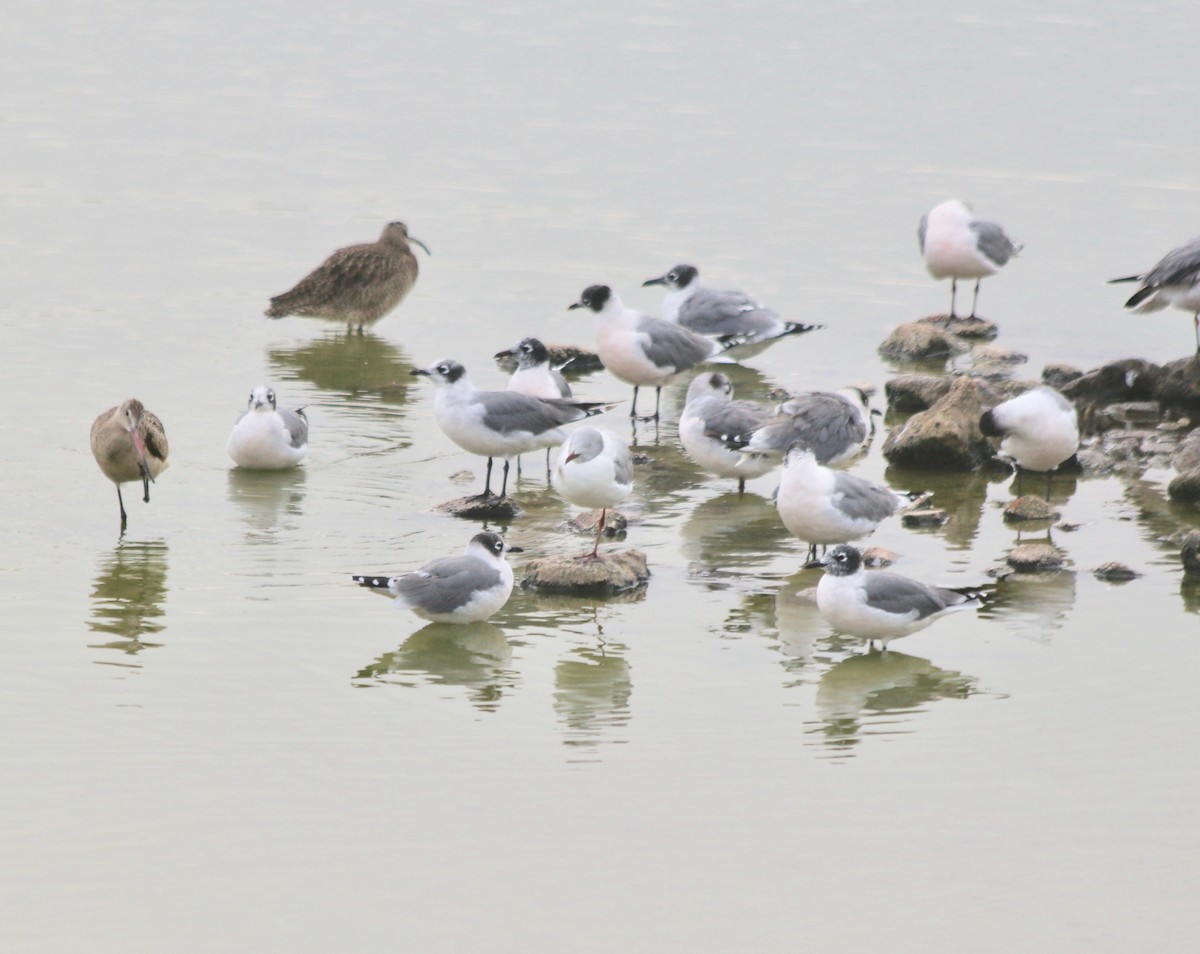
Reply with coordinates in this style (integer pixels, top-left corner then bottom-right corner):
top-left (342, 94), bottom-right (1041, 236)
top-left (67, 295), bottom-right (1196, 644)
top-left (353, 575), bottom-right (391, 589)
top-left (783, 322), bottom-right (825, 336)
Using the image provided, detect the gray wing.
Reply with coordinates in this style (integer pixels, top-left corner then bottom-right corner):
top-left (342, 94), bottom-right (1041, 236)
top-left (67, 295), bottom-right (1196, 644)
top-left (699, 398), bottom-right (770, 439)
top-left (862, 572), bottom-right (961, 620)
top-left (391, 556), bottom-right (502, 615)
top-left (917, 214), bottom-right (928, 254)
top-left (754, 393), bottom-right (866, 462)
top-left (279, 408), bottom-right (309, 448)
top-left (678, 288), bottom-right (781, 337)
top-left (970, 220), bottom-right (1019, 267)
top-left (612, 445), bottom-right (634, 488)
top-left (831, 472), bottom-right (900, 522)
top-left (550, 368), bottom-right (572, 398)
top-left (1145, 236), bottom-right (1200, 287)
top-left (478, 391), bottom-right (589, 435)
top-left (636, 316), bottom-right (717, 371)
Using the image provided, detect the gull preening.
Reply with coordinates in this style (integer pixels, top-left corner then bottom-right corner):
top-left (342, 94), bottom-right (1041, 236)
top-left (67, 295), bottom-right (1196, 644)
top-left (918, 199), bottom-right (1022, 319)
top-left (1109, 235), bottom-right (1200, 353)
top-left (569, 283), bottom-right (734, 420)
top-left (411, 359), bottom-right (609, 499)
top-left (227, 385), bottom-right (309, 470)
top-left (642, 264), bottom-right (822, 357)
top-left (266, 221), bottom-right (430, 332)
top-left (715, 387), bottom-right (872, 467)
top-left (90, 398), bottom-right (170, 531)
top-left (678, 372), bottom-right (776, 493)
top-left (552, 426), bottom-right (634, 559)
top-left (776, 442), bottom-right (915, 564)
top-left (979, 386), bottom-right (1079, 498)
top-left (817, 544), bottom-right (988, 651)
top-left (353, 531), bottom-right (518, 624)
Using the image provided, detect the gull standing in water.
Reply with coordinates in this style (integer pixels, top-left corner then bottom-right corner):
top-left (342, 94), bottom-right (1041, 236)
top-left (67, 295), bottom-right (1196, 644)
top-left (90, 398), bottom-right (169, 531)
top-left (569, 284), bottom-right (734, 420)
top-left (642, 264), bottom-right (822, 358)
top-left (817, 544), bottom-right (988, 651)
top-left (678, 372), bottom-right (776, 493)
top-left (918, 199), bottom-right (1022, 319)
top-left (495, 336), bottom-right (573, 475)
top-left (266, 221), bottom-right (430, 332)
top-left (353, 531), bottom-right (518, 624)
top-left (227, 385), bottom-right (309, 470)
top-left (715, 387), bottom-right (873, 468)
top-left (979, 386), bottom-right (1079, 498)
top-left (1109, 236), bottom-right (1200, 353)
top-left (411, 359), bottom-right (609, 499)
top-left (552, 426), bottom-right (634, 559)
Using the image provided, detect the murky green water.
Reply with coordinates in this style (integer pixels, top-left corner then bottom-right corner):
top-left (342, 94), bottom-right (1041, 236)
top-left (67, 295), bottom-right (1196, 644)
top-left (4, 1), bottom-right (1200, 950)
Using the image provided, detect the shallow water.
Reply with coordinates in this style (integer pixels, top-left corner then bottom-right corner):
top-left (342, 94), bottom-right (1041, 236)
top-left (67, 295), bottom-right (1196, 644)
top-left (4, 1), bottom-right (1200, 950)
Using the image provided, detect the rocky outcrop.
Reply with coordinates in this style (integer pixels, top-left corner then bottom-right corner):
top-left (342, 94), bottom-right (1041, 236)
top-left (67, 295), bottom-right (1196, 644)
top-left (520, 550), bottom-right (650, 595)
top-left (1154, 353), bottom-right (1200, 411)
top-left (882, 376), bottom-right (993, 470)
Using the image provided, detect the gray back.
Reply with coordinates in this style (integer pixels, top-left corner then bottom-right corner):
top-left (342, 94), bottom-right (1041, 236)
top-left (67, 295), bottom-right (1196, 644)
top-left (393, 555), bottom-right (502, 615)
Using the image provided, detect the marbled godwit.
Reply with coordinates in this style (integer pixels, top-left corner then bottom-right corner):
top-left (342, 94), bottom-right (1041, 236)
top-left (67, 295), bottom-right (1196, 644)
top-left (90, 398), bottom-right (169, 531)
top-left (265, 221), bottom-right (429, 332)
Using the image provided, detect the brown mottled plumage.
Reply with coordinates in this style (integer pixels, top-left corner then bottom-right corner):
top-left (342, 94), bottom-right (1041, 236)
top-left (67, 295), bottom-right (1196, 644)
top-left (265, 221), bottom-right (430, 331)
top-left (90, 398), bottom-right (170, 531)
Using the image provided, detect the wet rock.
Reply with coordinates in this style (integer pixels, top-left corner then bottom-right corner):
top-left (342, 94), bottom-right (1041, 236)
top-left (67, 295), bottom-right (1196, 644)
top-left (1061, 359), bottom-right (1160, 429)
top-left (918, 314), bottom-right (999, 340)
top-left (1003, 495), bottom-right (1061, 521)
top-left (520, 549), bottom-right (650, 595)
top-left (1074, 447), bottom-right (1115, 476)
top-left (1172, 429), bottom-right (1200, 473)
top-left (882, 376), bottom-right (994, 470)
top-left (969, 345), bottom-right (1028, 370)
top-left (901, 508), bottom-right (948, 528)
top-left (1042, 363), bottom-right (1083, 390)
top-left (878, 322), bottom-right (962, 360)
top-left (1182, 531), bottom-right (1200, 576)
top-left (885, 374), bottom-right (953, 413)
top-left (568, 509), bottom-right (629, 537)
top-left (1168, 470), bottom-right (1200, 505)
top-left (1092, 562), bottom-right (1141, 582)
top-left (1154, 353), bottom-right (1200, 410)
top-left (435, 495), bottom-right (523, 520)
top-left (1006, 543), bottom-right (1065, 573)
top-left (861, 546), bottom-right (898, 567)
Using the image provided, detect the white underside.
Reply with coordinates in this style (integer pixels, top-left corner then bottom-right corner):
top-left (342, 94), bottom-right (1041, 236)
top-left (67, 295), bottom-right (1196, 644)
top-left (227, 412), bottom-right (306, 470)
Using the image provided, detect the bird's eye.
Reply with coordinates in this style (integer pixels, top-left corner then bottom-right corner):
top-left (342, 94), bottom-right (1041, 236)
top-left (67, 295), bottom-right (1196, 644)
top-left (668, 272), bottom-right (678, 282)
top-left (437, 365), bottom-right (448, 374)
top-left (522, 344), bottom-right (532, 353)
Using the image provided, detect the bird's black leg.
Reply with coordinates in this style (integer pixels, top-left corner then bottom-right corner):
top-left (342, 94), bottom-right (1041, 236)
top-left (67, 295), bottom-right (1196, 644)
top-left (544, 447), bottom-right (552, 482)
top-left (969, 280), bottom-right (981, 319)
top-left (652, 387), bottom-right (662, 421)
top-left (499, 459), bottom-right (512, 498)
top-left (949, 278), bottom-right (958, 318)
top-left (139, 462), bottom-right (151, 503)
top-left (629, 386), bottom-right (640, 419)
top-left (737, 477), bottom-right (746, 494)
top-left (117, 485), bottom-right (128, 531)
top-left (474, 457), bottom-right (495, 499)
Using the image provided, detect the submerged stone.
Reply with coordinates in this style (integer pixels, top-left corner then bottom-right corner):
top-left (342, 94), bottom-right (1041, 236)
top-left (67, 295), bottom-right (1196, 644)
top-left (1182, 531), bottom-right (1200, 576)
top-left (568, 509), bottom-right (629, 536)
top-left (901, 508), bottom-right (948, 528)
top-left (1003, 495), bottom-right (1061, 522)
top-left (1006, 543), bottom-right (1065, 573)
top-left (878, 322), bottom-right (961, 361)
top-left (435, 495), bottom-right (524, 520)
top-left (520, 549), bottom-right (650, 596)
top-left (918, 314), bottom-right (999, 340)
top-left (1092, 562), bottom-right (1141, 582)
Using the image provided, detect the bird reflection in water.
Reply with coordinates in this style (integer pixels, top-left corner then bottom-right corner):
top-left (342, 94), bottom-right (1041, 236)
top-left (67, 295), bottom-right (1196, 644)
top-left (267, 332), bottom-right (414, 404)
top-left (88, 540), bottom-right (169, 662)
top-left (554, 643), bottom-right (632, 760)
top-left (808, 650), bottom-right (978, 757)
top-left (226, 467), bottom-right (307, 538)
top-left (353, 622), bottom-right (516, 712)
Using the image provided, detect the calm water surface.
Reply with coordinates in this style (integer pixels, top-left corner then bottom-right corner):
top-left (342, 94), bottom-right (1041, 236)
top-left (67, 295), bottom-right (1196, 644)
top-left (3, 1), bottom-right (1199, 950)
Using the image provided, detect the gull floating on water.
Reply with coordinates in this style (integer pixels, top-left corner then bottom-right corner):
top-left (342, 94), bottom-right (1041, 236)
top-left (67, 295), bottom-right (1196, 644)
top-left (552, 426), bottom-right (634, 559)
top-left (817, 544), bottom-right (988, 651)
top-left (227, 385), bottom-right (309, 470)
top-left (1109, 235), bottom-right (1200, 353)
top-left (353, 531), bottom-right (518, 624)
top-left (411, 359), bottom-right (609, 499)
top-left (918, 199), bottom-right (1022, 319)
top-left (678, 372), bottom-right (776, 493)
top-left (266, 221), bottom-right (430, 332)
top-left (569, 284), bottom-right (736, 420)
top-left (90, 398), bottom-right (169, 531)
top-left (979, 386), bottom-right (1079, 499)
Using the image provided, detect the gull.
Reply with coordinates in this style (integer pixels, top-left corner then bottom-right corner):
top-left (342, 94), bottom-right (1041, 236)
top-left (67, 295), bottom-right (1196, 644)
top-left (979, 386), bottom-right (1079, 499)
top-left (411, 359), bottom-right (609, 499)
top-left (642, 264), bottom-right (822, 357)
top-left (265, 221), bottom-right (430, 331)
top-left (1109, 236), bottom-right (1200, 353)
top-left (495, 336), bottom-right (572, 476)
top-left (552, 426), bottom-right (634, 559)
top-left (678, 372), bottom-right (776, 492)
top-left (353, 531), bottom-right (518, 624)
top-left (569, 284), bottom-right (735, 420)
top-left (918, 199), bottom-right (1022, 319)
top-left (90, 398), bottom-right (169, 531)
top-left (817, 544), bottom-right (988, 651)
top-left (777, 441), bottom-right (918, 564)
top-left (227, 385), bottom-right (309, 470)
top-left (715, 387), bottom-right (872, 467)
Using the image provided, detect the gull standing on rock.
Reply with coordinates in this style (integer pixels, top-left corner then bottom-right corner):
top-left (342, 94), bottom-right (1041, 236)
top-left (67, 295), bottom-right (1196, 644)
top-left (642, 264), bottom-right (822, 357)
top-left (979, 386), bottom-right (1079, 498)
top-left (918, 200), bottom-right (1022, 319)
top-left (495, 336), bottom-right (573, 476)
top-left (353, 531), bottom-right (518, 624)
top-left (227, 385), bottom-right (309, 470)
top-left (411, 359), bottom-right (609, 499)
top-left (569, 284), bottom-right (733, 421)
top-left (1109, 236), bottom-right (1200, 353)
top-left (817, 544), bottom-right (988, 651)
top-left (266, 221), bottom-right (430, 332)
top-left (678, 372), bottom-right (776, 493)
top-left (552, 426), bottom-right (634, 559)
top-left (90, 398), bottom-right (169, 531)
top-left (716, 387), bottom-right (873, 468)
